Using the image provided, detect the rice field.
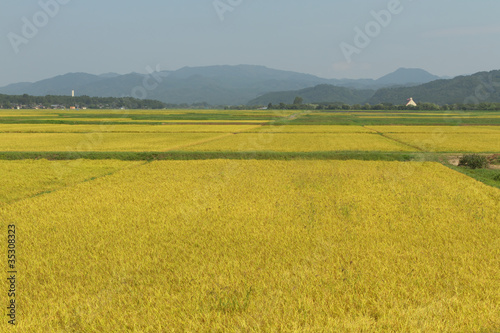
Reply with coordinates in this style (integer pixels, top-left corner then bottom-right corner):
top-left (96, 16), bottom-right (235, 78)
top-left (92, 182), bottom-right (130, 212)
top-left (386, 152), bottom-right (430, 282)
top-left (180, 133), bottom-right (417, 152)
top-left (153, 120), bottom-right (270, 123)
top-left (288, 111), bottom-right (500, 126)
top-left (366, 125), bottom-right (500, 134)
top-left (385, 133), bottom-right (500, 152)
top-left (246, 125), bottom-right (376, 133)
top-left (0, 159), bottom-right (140, 206)
top-left (0, 124), bottom-right (262, 133)
top-left (0, 132), bottom-right (229, 152)
top-left (0, 109), bottom-right (289, 124)
top-left (1, 109), bottom-right (499, 332)
top-left (1, 160), bottom-right (499, 332)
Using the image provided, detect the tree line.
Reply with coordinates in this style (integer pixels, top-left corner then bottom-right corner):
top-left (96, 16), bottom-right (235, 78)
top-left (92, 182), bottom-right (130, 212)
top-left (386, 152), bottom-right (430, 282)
top-left (263, 99), bottom-right (500, 111)
top-left (0, 94), bottom-right (168, 109)
top-left (2, 93), bottom-right (500, 111)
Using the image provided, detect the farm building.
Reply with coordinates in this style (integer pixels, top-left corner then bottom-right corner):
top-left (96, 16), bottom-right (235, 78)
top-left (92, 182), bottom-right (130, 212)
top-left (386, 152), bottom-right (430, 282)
top-left (406, 98), bottom-right (417, 107)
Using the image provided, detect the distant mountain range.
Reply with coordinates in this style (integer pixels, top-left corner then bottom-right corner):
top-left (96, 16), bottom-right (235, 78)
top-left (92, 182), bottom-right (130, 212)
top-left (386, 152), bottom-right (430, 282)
top-left (249, 69), bottom-right (500, 106)
top-left (0, 65), bottom-right (445, 105)
top-left (368, 70), bottom-right (500, 105)
top-left (5, 65), bottom-right (498, 106)
top-left (248, 85), bottom-right (374, 106)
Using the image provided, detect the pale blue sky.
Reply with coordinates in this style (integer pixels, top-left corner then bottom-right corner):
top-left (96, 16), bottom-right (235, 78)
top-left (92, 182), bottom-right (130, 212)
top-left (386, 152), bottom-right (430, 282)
top-left (1, 0), bottom-right (499, 86)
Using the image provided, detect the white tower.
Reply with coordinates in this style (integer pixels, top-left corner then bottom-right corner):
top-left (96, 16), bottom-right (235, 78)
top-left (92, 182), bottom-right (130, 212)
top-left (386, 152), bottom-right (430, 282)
top-left (72, 90), bottom-right (75, 97)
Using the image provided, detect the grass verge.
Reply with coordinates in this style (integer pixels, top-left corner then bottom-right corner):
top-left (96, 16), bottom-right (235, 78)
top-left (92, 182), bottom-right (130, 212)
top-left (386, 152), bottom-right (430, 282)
top-left (0, 151), bottom-right (423, 161)
top-left (446, 165), bottom-right (500, 189)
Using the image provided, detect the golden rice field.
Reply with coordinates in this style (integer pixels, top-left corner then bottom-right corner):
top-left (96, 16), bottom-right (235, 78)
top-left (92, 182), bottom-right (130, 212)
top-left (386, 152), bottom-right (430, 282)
top-left (0, 132), bottom-right (230, 152)
top-left (0, 118), bottom-right (270, 124)
top-left (366, 125), bottom-right (500, 134)
top-left (155, 120), bottom-right (270, 123)
top-left (0, 159), bottom-right (140, 206)
top-left (1, 109), bottom-right (499, 332)
top-left (35, 118), bottom-right (185, 123)
top-left (2, 128), bottom-right (497, 153)
top-left (180, 133), bottom-right (416, 152)
top-left (385, 133), bottom-right (500, 152)
top-left (0, 109), bottom-right (291, 121)
top-left (1, 160), bottom-right (499, 332)
top-left (1, 117), bottom-right (267, 123)
top-left (0, 115), bottom-right (262, 121)
top-left (245, 125), bottom-right (376, 133)
top-left (0, 124), bottom-right (262, 133)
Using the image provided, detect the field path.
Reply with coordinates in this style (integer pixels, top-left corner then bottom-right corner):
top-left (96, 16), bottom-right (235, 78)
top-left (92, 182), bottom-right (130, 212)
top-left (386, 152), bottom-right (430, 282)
top-left (0, 160), bottom-right (149, 207)
top-left (364, 126), bottom-right (426, 152)
top-left (163, 124), bottom-right (264, 151)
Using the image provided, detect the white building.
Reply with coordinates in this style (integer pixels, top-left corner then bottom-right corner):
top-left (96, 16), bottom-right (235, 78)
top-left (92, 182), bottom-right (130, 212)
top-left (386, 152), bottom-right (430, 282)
top-left (406, 98), bottom-right (417, 107)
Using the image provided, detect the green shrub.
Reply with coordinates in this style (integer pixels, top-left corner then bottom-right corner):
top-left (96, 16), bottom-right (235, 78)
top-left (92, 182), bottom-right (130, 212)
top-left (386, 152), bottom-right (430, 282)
top-left (487, 154), bottom-right (500, 165)
top-left (458, 154), bottom-right (488, 169)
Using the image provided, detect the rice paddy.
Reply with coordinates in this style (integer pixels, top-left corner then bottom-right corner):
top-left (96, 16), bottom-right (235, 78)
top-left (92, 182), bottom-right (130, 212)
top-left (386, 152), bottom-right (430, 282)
top-left (180, 133), bottom-right (417, 152)
top-left (0, 109), bottom-right (499, 332)
top-left (384, 133), bottom-right (500, 153)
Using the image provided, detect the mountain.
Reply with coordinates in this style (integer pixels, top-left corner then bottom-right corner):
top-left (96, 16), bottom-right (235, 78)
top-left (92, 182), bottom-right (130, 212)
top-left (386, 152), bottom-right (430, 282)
top-left (376, 68), bottom-right (441, 86)
top-left (0, 73), bottom-right (104, 96)
top-left (0, 65), bottom-right (334, 104)
top-left (0, 82), bottom-right (32, 95)
top-left (98, 72), bottom-right (122, 79)
top-left (72, 73), bottom-right (155, 98)
top-left (368, 70), bottom-right (500, 105)
top-left (248, 69), bottom-right (500, 106)
top-left (248, 84), bottom-right (375, 106)
top-left (0, 65), bottom-right (445, 105)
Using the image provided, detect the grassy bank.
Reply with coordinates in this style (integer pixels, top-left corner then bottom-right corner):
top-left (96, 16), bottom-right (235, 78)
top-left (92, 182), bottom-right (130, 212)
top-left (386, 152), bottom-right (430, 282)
top-left (446, 165), bottom-right (500, 189)
top-left (0, 151), bottom-right (420, 161)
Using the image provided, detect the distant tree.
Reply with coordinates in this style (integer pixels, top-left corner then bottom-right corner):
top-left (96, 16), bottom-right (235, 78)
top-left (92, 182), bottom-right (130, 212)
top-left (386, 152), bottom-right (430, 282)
top-left (418, 102), bottom-right (440, 110)
top-left (20, 94), bottom-right (32, 105)
top-left (293, 96), bottom-right (303, 105)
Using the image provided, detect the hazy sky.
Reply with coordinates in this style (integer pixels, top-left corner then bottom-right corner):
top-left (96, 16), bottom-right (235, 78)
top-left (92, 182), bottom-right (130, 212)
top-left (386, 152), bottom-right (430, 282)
top-left (1, 0), bottom-right (499, 86)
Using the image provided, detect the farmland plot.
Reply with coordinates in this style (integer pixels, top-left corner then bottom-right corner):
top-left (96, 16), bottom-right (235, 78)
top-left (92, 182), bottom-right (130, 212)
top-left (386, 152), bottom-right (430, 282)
top-left (1, 160), bottom-right (499, 332)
